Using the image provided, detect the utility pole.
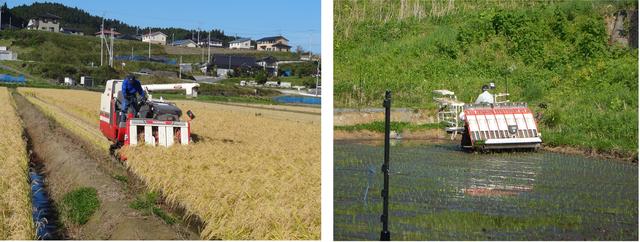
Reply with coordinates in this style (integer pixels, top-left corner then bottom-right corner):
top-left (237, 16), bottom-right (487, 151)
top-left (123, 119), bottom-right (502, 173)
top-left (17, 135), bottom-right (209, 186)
top-left (108, 28), bottom-right (114, 67)
top-left (207, 30), bottom-right (211, 64)
top-left (100, 16), bottom-right (104, 66)
top-left (148, 27), bottom-right (151, 59)
top-left (380, 90), bottom-right (392, 241)
top-left (315, 59), bottom-right (320, 96)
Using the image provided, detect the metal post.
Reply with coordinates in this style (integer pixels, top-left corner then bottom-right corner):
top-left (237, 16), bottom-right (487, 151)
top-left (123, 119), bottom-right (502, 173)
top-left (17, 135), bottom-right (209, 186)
top-left (380, 90), bottom-right (391, 241)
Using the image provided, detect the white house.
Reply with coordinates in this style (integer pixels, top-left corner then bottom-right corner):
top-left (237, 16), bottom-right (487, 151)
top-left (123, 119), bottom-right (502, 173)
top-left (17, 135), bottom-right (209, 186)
top-left (26, 13), bottom-right (61, 32)
top-left (142, 32), bottom-right (168, 45)
top-left (229, 38), bottom-right (252, 49)
top-left (172, 39), bottom-right (197, 48)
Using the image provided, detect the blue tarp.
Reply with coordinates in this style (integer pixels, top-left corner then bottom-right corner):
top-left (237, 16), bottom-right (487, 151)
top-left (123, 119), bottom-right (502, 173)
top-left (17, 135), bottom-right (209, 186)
top-left (115, 55), bottom-right (177, 65)
top-left (273, 95), bottom-right (321, 105)
top-left (0, 74), bottom-right (26, 83)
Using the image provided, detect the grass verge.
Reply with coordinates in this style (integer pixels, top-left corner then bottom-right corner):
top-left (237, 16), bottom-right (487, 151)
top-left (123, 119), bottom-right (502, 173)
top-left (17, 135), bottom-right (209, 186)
top-left (60, 187), bottom-right (100, 225)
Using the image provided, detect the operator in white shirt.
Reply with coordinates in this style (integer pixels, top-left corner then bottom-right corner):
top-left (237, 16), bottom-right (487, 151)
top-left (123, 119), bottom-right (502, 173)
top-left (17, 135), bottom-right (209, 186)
top-left (475, 84), bottom-right (494, 104)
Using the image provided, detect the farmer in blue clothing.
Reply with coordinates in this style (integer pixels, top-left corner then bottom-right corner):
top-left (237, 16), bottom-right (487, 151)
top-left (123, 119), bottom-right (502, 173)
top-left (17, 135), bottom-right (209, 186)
top-left (120, 74), bottom-right (147, 123)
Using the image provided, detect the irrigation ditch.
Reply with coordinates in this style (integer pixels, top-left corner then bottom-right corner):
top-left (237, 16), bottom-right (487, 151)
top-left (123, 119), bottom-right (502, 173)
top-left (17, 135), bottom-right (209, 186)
top-left (12, 91), bottom-right (199, 239)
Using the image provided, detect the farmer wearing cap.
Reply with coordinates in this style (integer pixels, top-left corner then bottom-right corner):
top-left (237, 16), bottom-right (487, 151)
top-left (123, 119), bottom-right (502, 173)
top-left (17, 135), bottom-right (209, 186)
top-left (120, 73), bottom-right (147, 123)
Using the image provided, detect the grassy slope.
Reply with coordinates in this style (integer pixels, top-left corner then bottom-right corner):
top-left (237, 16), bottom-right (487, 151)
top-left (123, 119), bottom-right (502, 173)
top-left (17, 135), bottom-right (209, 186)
top-left (334, 0), bottom-right (638, 155)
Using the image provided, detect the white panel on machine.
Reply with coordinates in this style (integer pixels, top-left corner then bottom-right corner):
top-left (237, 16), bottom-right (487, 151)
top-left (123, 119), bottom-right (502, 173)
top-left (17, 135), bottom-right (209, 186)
top-left (145, 126), bottom-right (155, 145)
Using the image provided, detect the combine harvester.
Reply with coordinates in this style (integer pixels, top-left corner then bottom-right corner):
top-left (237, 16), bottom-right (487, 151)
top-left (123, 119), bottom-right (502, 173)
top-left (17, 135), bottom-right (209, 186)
top-left (99, 80), bottom-right (199, 155)
top-left (433, 84), bottom-right (542, 152)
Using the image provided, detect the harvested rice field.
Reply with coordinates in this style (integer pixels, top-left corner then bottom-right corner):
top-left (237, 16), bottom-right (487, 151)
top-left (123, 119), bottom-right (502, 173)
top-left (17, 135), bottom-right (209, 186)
top-left (0, 87), bottom-right (34, 240)
top-left (16, 87), bottom-right (321, 240)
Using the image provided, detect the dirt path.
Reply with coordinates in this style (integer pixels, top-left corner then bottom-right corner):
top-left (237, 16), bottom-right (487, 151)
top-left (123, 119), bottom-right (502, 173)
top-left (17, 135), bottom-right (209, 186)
top-left (13, 93), bottom-right (198, 240)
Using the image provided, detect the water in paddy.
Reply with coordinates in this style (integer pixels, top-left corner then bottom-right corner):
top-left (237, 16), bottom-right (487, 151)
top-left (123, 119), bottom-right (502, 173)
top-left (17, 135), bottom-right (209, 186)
top-left (334, 140), bottom-right (638, 241)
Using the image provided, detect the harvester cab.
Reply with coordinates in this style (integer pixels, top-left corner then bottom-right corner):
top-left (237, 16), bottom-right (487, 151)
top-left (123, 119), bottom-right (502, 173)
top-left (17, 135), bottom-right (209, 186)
top-left (433, 84), bottom-right (542, 151)
top-left (99, 80), bottom-right (199, 152)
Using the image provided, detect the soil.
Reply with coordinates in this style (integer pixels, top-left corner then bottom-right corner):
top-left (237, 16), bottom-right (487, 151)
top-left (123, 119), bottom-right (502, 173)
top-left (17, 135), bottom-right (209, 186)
top-left (13, 93), bottom-right (198, 240)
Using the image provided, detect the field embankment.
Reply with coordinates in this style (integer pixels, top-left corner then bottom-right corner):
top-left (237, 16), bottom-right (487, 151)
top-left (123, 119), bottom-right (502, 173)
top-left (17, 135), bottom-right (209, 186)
top-left (17, 87), bottom-right (321, 239)
top-left (0, 87), bottom-right (34, 240)
top-left (334, 0), bottom-right (638, 158)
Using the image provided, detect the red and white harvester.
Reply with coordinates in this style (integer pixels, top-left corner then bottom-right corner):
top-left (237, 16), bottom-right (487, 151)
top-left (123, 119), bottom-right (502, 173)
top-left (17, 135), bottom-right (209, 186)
top-left (433, 86), bottom-right (542, 151)
top-left (99, 80), bottom-right (199, 153)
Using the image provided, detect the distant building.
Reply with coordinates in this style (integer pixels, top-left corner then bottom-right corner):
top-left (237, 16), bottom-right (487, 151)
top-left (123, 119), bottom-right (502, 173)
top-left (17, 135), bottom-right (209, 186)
top-left (211, 54), bottom-right (258, 77)
top-left (198, 38), bottom-right (223, 48)
top-left (142, 32), bottom-right (168, 45)
top-left (60, 27), bottom-right (84, 36)
top-left (172, 39), bottom-right (197, 48)
top-left (26, 13), bottom-right (61, 32)
top-left (95, 29), bottom-right (121, 37)
top-left (0, 46), bottom-right (17, 61)
top-left (256, 36), bottom-right (291, 52)
top-left (229, 38), bottom-right (252, 49)
top-left (256, 56), bottom-right (278, 76)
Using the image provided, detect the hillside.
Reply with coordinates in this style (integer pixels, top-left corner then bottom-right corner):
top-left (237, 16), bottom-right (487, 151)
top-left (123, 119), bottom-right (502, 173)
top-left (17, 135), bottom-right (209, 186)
top-left (334, 1), bottom-right (638, 156)
top-left (2, 2), bottom-right (235, 42)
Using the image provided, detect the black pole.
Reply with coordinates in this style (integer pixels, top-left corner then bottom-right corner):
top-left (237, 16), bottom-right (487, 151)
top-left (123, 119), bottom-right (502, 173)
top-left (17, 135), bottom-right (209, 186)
top-left (380, 90), bottom-right (391, 241)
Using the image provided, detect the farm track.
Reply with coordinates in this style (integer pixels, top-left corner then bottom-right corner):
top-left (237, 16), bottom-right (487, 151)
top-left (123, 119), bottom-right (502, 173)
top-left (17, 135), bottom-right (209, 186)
top-left (12, 92), bottom-right (198, 240)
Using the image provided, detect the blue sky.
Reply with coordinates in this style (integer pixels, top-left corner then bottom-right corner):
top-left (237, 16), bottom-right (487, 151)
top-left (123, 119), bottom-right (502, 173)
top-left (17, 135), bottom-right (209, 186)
top-left (6, 0), bottom-right (321, 53)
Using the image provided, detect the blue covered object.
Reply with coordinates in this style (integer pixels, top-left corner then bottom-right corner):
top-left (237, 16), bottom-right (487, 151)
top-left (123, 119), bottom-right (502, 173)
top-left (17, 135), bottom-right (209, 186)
top-left (0, 74), bottom-right (26, 83)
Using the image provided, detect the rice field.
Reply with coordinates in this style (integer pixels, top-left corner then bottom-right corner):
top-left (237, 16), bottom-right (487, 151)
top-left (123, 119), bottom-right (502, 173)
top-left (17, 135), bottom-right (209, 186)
top-left (0, 87), bottom-right (34, 240)
top-left (334, 140), bottom-right (638, 240)
top-left (16, 87), bottom-right (321, 240)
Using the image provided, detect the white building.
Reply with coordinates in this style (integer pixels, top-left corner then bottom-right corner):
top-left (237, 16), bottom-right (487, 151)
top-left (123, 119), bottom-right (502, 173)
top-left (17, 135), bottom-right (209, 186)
top-left (26, 13), bottom-right (61, 32)
top-left (142, 32), bottom-right (168, 45)
top-left (229, 38), bottom-right (252, 49)
top-left (199, 38), bottom-right (223, 48)
top-left (0, 46), bottom-right (17, 61)
top-left (172, 39), bottom-right (197, 48)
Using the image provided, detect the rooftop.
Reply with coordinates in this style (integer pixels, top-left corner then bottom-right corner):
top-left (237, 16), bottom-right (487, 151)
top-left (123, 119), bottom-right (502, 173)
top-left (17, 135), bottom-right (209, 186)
top-left (230, 38), bottom-right (251, 43)
top-left (256, 35), bottom-right (288, 42)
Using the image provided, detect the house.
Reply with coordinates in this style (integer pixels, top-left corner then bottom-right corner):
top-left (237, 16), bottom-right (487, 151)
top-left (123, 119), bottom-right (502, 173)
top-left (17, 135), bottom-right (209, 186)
top-left (172, 39), bottom-right (197, 48)
top-left (198, 38), bottom-right (223, 48)
top-left (60, 27), bottom-right (84, 36)
top-left (0, 46), bottom-right (17, 61)
top-left (229, 38), bottom-right (252, 49)
top-left (142, 32), bottom-right (168, 45)
top-left (256, 56), bottom-right (279, 76)
top-left (26, 13), bottom-right (61, 32)
top-left (211, 54), bottom-right (258, 77)
top-left (95, 29), bottom-right (121, 37)
top-left (256, 36), bottom-right (291, 52)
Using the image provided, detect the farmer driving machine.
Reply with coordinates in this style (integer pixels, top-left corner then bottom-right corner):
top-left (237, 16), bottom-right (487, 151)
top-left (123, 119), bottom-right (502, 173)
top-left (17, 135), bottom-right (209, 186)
top-left (99, 80), bottom-right (199, 156)
top-left (433, 83), bottom-right (542, 151)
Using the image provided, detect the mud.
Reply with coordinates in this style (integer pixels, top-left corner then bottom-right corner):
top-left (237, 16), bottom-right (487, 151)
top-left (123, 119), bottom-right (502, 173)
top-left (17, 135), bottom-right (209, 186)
top-left (13, 93), bottom-right (198, 240)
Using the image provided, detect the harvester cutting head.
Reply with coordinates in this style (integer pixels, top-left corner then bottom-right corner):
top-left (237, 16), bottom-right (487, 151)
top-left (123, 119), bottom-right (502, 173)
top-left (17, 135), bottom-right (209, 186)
top-left (461, 102), bottom-right (541, 151)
